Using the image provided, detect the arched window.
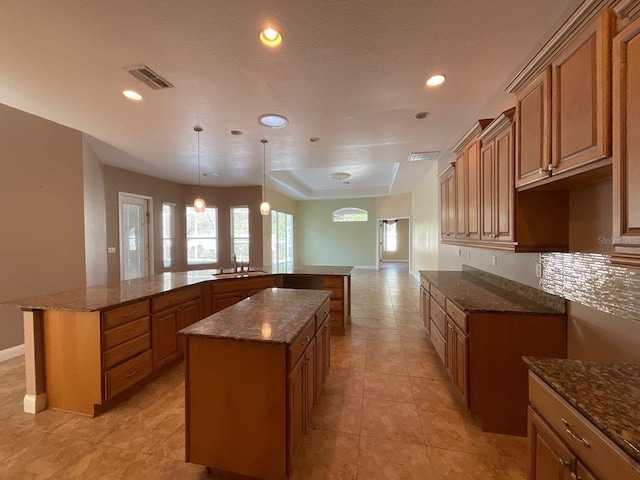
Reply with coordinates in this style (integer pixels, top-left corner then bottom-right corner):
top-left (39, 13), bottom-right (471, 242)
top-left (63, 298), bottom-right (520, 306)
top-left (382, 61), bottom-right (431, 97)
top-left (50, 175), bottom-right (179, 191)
top-left (332, 207), bottom-right (368, 222)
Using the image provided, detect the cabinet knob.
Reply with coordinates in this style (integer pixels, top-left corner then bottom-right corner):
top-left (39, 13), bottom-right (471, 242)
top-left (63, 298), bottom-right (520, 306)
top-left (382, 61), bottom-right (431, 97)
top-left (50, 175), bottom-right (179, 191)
top-left (548, 164), bottom-right (555, 172)
top-left (538, 168), bottom-right (545, 175)
top-left (465, 233), bottom-right (469, 237)
top-left (557, 457), bottom-right (569, 467)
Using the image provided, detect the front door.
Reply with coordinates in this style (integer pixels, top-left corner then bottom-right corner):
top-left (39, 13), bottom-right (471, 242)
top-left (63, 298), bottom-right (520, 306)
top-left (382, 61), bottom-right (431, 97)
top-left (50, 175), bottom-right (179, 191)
top-left (119, 193), bottom-right (152, 280)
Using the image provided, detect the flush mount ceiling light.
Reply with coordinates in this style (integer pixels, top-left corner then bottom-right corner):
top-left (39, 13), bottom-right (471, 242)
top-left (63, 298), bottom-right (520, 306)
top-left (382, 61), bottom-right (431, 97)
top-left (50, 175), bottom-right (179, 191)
top-left (122, 90), bottom-right (142, 101)
top-left (230, 130), bottom-right (243, 136)
top-left (260, 139), bottom-right (271, 216)
top-left (415, 112), bottom-right (430, 119)
top-left (309, 137), bottom-right (320, 142)
top-left (426, 74), bottom-right (446, 87)
top-left (330, 172), bottom-right (351, 181)
top-left (193, 126), bottom-right (206, 213)
top-left (258, 114), bottom-right (288, 128)
top-left (260, 27), bottom-right (282, 47)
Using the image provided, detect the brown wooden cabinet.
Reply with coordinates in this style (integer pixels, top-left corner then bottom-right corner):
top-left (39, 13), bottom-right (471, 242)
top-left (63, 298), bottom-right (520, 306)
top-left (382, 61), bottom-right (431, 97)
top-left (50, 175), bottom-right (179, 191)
top-left (211, 276), bottom-right (279, 313)
top-left (419, 276), bottom-right (430, 332)
top-left (438, 163), bottom-right (456, 240)
top-left (612, 14), bottom-right (640, 266)
top-left (515, 11), bottom-right (613, 190)
top-left (445, 318), bottom-right (468, 407)
top-left (315, 313), bottom-right (331, 400)
top-left (529, 407), bottom-right (577, 480)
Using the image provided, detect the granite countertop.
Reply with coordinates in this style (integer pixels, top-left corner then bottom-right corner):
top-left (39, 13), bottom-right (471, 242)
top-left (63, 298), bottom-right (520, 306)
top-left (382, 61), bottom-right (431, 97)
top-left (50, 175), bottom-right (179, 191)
top-left (179, 288), bottom-right (331, 344)
top-left (419, 270), bottom-right (565, 314)
top-left (524, 357), bottom-right (640, 464)
top-left (1, 265), bottom-right (352, 312)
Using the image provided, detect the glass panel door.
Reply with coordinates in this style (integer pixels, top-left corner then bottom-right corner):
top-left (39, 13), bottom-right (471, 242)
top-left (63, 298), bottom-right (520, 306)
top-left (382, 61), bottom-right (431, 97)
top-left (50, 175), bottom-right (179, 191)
top-left (119, 194), bottom-right (151, 280)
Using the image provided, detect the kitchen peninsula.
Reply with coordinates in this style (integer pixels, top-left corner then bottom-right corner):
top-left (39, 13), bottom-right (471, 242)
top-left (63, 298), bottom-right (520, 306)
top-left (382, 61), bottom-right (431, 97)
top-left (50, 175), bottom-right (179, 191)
top-left (180, 288), bottom-right (331, 480)
top-left (2, 266), bottom-right (351, 416)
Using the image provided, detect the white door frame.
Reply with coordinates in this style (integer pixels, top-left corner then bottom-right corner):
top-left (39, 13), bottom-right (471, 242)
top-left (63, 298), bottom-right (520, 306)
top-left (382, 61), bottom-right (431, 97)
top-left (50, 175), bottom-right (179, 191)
top-left (118, 192), bottom-right (154, 280)
top-left (376, 216), bottom-right (411, 269)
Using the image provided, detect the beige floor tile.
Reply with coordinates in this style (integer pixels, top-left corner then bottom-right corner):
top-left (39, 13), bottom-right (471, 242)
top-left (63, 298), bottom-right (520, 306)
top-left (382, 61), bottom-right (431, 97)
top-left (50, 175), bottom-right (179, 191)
top-left (48, 444), bottom-right (144, 479)
top-left (291, 429), bottom-right (360, 480)
top-left (308, 394), bottom-right (363, 434)
top-left (345, 326), bottom-right (369, 339)
top-left (366, 340), bottom-right (404, 356)
top-left (0, 423), bottom-right (50, 463)
top-left (396, 319), bottom-right (426, 331)
top-left (427, 447), bottom-right (526, 480)
top-left (365, 354), bottom-right (409, 376)
top-left (405, 356), bottom-right (445, 378)
top-left (399, 329), bottom-right (430, 342)
top-left (331, 336), bottom-right (368, 353)
top-left (323, 369), bottom-right (365, 397)
top-left (331, 351), bottom-right (367, 371)
top-left (6, 408), bottom-right (79, 434)
top-left (360, 398), bottom-right (424, 445)
top-left (363, 373), bottom-right (414, 403)
top-left (357, 436), bottom-right (434, 480)
top-left (366, 328), bottom-right (401, 342)
top-left (410, 377), bottom-right (460, 408)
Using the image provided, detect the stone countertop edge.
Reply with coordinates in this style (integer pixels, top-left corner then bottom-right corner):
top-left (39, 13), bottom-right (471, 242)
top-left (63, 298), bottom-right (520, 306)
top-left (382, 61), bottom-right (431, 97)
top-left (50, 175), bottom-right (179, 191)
top-left (523, 356), bottom-right (640, 465)
top-left (418, 270), bottom-right (565, 315)
top-left (1, 265), bottom-right (353, 312)
top-left (178, 288), bottom-right (331, 345)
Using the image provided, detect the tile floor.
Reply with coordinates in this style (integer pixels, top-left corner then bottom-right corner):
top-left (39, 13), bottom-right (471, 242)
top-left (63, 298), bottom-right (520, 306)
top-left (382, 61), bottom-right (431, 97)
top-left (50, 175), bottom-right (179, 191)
top-left (0, 264), bottom-right (528, 479)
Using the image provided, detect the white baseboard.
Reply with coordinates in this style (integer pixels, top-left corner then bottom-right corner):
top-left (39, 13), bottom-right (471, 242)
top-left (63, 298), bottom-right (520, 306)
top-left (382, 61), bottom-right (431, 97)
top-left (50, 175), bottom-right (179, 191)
top-left (0, 344), bottom-right (25, 363)
top-left (353, 265), bottom-right (378, 269)
top-left (410, 270), bottom-right (420, 281)
top-left (23, 393), bottom-right (47, 414)
top-left (381, 259), bottom-right (409, 263)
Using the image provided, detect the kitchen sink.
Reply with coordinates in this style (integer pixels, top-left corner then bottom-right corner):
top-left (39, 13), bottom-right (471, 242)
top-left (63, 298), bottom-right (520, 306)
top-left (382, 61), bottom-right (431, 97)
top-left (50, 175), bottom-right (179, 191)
top-left (212, 270), bottom-right (268, 279)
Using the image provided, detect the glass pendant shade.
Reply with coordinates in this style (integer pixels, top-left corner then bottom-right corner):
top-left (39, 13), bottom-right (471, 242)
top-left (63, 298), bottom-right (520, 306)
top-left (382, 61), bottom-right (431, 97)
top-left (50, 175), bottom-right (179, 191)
top-left (194, 197), bottom-right (206, 212)
top-left (260, 201), bottom-right (271, 216)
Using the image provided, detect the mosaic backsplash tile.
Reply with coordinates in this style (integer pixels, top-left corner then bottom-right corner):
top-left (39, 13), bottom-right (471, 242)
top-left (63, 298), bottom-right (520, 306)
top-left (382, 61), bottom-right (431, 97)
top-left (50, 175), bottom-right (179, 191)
top-left (541, 253), bottom-right (640, 322)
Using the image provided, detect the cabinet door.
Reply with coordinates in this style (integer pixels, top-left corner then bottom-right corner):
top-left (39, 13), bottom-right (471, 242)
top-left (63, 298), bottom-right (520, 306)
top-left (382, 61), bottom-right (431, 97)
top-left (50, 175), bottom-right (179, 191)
top-left (575, 462), bottom-right (597, 480)
top-left (305, 337), bottom-right (317, 419)
top-left (315, 325), bottom-right (325, 401)
top-left (212, 292), bottom-right (244, 313)
top-left (466, 141), bottom-right (481, 240)
top-left (440, 175), bottom-right (449, 238)
top-left (454, 326), bottom-right (468, 407)
top-left (180, 299), bottom-right (202, 329)
top-left (480, 140), bottom-right (495, 241)
top-left (445, 320), bottom-right (456, 382)
top-left (529, 408), bottom-right (575, 480)
top-left (288, 356), bottom-right (305, 459)
top-left (446, 172), bottom-right (456, 238)
top-left (551, 11), bottom-right (612, 175)
top-left (516, 68), bottom-right (552, 188)
top-left (323, 320), bottom-right (331, 383)
top-left (151, 309), bottom-right (180, 370)
top-left (494, 124), bottom-right (515, 241)
top-left (613, 16), bottom-right (640, 253)
top-left (420, 287), bottom-right (430, 331)
top-left (455, 152), bottom-right (466, 238)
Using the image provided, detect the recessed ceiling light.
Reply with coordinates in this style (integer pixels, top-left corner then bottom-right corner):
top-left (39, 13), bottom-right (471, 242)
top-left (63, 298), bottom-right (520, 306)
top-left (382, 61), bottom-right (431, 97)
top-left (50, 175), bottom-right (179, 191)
top-left (415, 112), bottom-right (430, 119)
top-left (258, 114), bottom-right (288, 128)
top-left (310, 137), bottom-right (320, 142)
top-left (330, 172), bottom-right (351, 181)
top-left (122, 90), bottom-right (142, 101)
top-left (230, 130), bottom-right (243, 136)
top-left (426, 74), bottom-right (446, 87)
top-left (260, 27), bottom-right (282, 47)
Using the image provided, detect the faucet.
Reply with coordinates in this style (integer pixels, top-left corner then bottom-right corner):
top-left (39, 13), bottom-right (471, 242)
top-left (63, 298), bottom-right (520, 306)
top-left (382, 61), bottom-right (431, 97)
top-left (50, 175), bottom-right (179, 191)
top-left (232, 254), bottom-right (237, 273)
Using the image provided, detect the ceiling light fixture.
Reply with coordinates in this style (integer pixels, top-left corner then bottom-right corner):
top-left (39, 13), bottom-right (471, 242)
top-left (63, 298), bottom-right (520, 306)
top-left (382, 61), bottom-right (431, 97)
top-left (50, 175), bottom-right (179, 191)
top-left (193, 126), bottom-right (206, 213)
top-left (310, 137), bottom-right (320, 142)
top-left (230, 130), bottom-right (243, 136)
top-left (426, 74), bottom-right (446, 87)
top-left (330, 172), bottom-right (351, 181)
top-left (415, 112), bottom-right (430, 119)
top-left (260, 27), bottom-right (282, 47)
top-left (260, 139), bottom-right (271, 216)
top-left (258, 114), bottom-right (288, 128)
top-left (122, 90), bottom-right (142, 101)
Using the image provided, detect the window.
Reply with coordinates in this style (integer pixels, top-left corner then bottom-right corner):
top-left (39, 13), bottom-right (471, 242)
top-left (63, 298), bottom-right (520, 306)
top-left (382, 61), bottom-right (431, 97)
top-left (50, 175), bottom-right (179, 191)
top-left (272, 211), bottom-right (294, 268)
top-left (186, 206), bottom-right (218, 265)
top-left (332, 207), bottom-right (368, 222)
top-left (383, 221), bottom-right (397, 252)
top-left (231, 206), bottom-right (249, 263)
top-left (162, 203), bottom-right (176, 268)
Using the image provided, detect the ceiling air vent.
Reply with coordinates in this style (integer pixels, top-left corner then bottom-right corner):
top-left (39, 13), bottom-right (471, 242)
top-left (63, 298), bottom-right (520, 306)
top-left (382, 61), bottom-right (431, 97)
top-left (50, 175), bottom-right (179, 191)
top-left (127, 65), bottom-right (174, 90)
top-left (408, 151), bottom-right (439, 162)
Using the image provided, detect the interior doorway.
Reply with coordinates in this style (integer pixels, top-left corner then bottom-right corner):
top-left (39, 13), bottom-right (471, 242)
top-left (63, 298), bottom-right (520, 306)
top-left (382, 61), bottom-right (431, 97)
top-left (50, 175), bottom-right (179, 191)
top-left (119, 192), bottom-right (153, 280)
top-left (377, 217), bottom-right (410, 269)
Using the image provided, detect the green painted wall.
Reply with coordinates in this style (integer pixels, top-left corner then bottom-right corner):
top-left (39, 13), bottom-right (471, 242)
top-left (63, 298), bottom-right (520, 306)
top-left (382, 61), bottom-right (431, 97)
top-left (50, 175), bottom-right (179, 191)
top-left (297, 198), bottom-right (377, 266)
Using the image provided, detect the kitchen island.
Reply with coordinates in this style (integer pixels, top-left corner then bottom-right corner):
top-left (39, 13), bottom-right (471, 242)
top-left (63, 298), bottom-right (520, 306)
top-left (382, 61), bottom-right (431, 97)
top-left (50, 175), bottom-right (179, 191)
top-left (180, 288), bottom-right (331, 480)
top-left (1, 265), bottom-right (350, 416)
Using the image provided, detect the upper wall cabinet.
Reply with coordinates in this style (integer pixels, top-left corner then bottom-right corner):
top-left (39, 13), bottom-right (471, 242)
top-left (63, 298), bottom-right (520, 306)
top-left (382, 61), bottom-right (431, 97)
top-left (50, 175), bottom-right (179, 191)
top-left (612, 12), bottom-right (640, 266)
top-left (511, 8), bottom-right (615, 190)
top-left (438, 164), bottom-right (455, 240)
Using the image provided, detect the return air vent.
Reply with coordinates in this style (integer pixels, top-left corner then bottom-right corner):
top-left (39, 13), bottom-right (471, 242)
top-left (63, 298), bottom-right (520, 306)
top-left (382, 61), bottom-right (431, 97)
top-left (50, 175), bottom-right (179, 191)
top-left (408, 151), bottom-right (439, 162)
top-left (127, 65), bottom-right (174, 90)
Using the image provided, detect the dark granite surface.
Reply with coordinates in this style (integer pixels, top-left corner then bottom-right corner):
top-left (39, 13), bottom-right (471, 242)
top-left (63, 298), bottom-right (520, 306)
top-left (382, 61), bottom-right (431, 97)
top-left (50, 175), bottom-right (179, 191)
top-left (179, 288), bottom-right (331, 344)
top-left (419, 270), bottom-right (565, 314)
top-left (1, 266), bottom-right (352, 312)
top-left (524, 357), bottom-right (640, 464)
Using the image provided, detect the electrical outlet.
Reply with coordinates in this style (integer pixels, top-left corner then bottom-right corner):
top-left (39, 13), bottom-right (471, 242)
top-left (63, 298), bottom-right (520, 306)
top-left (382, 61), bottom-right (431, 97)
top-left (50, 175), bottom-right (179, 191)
top-left (535, 263), bottom-right (542, 278)
top-left (107, 247), bottom-right (116, 254)
top-left (491, 255), bottom-right (497, 266)
top-left (466, 250), bottom-right (471, 259)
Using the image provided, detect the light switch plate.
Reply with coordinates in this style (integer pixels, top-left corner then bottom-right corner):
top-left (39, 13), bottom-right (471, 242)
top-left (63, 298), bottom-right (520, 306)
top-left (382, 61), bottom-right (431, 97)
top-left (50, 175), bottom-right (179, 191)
top-left (491, 255), bottom-right (497, 266)
top-left (535, 263), bottom-right (542, 278)
top-left (107, 247), bottom-right (116, 254)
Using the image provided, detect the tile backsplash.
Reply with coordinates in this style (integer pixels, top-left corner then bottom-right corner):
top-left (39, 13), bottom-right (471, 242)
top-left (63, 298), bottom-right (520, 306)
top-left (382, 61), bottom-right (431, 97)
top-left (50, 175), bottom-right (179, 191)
top-left (541, 253), bottom-right (640, 322)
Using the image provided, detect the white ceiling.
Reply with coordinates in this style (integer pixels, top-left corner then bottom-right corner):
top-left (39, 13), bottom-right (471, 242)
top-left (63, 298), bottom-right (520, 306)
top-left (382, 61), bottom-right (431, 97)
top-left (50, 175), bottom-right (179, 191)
top-left (0, 0), bottom-right (580, 200)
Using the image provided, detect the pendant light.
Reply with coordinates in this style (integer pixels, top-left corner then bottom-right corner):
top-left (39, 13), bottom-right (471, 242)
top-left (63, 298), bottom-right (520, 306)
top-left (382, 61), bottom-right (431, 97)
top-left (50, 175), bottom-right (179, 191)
top-left (193, 126), bottom-right (205, 213)
top-left (260, 139), bottom-right (271, 215)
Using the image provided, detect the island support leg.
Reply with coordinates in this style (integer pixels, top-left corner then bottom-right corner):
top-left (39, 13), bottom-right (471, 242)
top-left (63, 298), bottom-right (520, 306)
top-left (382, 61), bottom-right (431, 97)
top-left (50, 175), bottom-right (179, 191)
top-left (23, 310), bottom-right (47, 413)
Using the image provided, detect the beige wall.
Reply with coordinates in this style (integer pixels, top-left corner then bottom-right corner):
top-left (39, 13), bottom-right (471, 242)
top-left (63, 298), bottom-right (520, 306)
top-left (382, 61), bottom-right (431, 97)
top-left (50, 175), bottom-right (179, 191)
top-left (262, 188), bottom-right (298, 266)
top-left (375, 193), bottom-right (411, 219)
top-left (82, 137), bottom-right (107, 286)
top-left (381, 219), bottom-right (409, 262)
top-left (410, 162), bottom-right (439, 274)
top-left (0, 104), bottom-right (86, 350)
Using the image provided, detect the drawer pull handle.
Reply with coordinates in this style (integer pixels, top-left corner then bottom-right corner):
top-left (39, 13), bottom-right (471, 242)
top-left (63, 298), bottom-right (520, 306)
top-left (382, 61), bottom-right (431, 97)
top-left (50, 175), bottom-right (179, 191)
top-left (557, 457), bottom-right (570, 467)
top-left (122, 330), bottom-right (136, 336)
top-left (561, 418), bottom-right (590, 447)
top-left (570, 473), bottom-right (581, 480)
top-left (124, 369), bottom-right (139, 378)
top-left (121, 312), bottom-right (135, 318)
top-left (301, 335), bottom-right (310, 346)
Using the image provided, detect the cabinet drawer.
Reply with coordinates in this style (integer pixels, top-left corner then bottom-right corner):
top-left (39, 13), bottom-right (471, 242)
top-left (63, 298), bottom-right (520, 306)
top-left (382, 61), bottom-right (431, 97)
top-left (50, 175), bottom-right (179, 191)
top-left (104, 350), bottom-right (152, 401)
top-left (330, 313), bottom-right (344, 329)
top-left (103, 317), bottom-right (150, 350)
top-left (420, 277), bottom-right (430, 292)
top-left (430, 285), bottom-right (446, 309)
top-left (288, 319), bottom-right (316, 370)
top-left (430, 320), bottom-right (446, 365)
top-left (445, 299), bottom-right (468, 333)
top-left (430, 298), bottom-right (446, 336)
top-left (323, 287), bottom-right (344, 299)
top-left (315, 299), bottom-right (330, 331)
top-left (152, 286), bottom-right (200, 312)
top-left (211, 276), bottom-right (277, 294)
top-left (322, 276), bottom-right (343, 289)
top-left (103, 300), bottom-right (150, 330)
top-left (330, 300), bottom-right (343, 313)
top-left (103, 333), bottom-right (150, 370)
top-left (529, 373), bottom-right (640, 480)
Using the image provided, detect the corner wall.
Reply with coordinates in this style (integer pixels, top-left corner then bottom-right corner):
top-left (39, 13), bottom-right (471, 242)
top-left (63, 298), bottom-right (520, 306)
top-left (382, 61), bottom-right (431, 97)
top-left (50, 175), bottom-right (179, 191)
top-left (82, 137), bottom-right (107, 286)
top-left (410, 162), bottom-right (439, 274)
